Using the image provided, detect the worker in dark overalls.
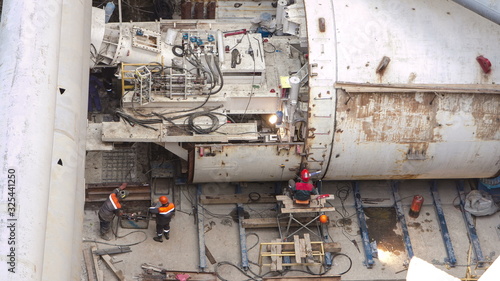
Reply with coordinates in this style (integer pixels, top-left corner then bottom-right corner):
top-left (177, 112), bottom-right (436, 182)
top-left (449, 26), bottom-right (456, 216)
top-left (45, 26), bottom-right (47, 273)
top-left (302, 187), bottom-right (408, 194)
top-left (88, 73), bottom-right (103, 112)
top-left (98, 183), bottom-right (128, 241)
top-left (149, 196), bottom-right (175, 242)
top-left (288, 169), bottom-right (319, 204)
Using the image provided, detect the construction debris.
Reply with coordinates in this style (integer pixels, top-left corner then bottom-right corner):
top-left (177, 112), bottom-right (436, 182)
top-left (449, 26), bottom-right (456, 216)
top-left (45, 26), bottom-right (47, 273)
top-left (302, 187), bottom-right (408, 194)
top-left (139, 263), bottom-right (217, 281)
top-left (93, 246), bottom-right (132, 256)
top-left (102, 254), bottom-right (125, 281)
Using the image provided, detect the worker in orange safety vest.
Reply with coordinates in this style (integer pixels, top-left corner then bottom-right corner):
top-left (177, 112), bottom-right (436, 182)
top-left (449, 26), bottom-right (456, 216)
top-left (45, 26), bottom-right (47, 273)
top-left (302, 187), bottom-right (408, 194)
top-left (98, 183), bottom-right (128, 241)
top-left (149, 196), bottom-right (175, 242)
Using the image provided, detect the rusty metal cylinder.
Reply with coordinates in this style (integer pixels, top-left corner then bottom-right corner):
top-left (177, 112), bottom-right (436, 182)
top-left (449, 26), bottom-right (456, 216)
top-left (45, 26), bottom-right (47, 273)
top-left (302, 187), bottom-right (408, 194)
top-left (193, 2), bottom-right (205, 19)
top-left (207, 2), bottom-right (216, 19)
top-left (181, 1), bottom-right (192, 19)
top-left (409, 195), bottom-right (424, 218)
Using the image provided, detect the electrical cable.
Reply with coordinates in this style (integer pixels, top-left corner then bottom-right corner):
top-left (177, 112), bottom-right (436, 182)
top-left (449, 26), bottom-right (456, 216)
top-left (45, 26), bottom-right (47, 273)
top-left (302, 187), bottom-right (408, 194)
top-left (83, 216), bottom-right (148, 247)
top-left (153, 0), bottom-right (175, 19)
top-left (121, 0), bottom-right (155, 14)
top-left (239, 47), bottom-right (257, 122)
top-left (263, 41), bottom-right (277, 53)
top-left (187, 111), bottom-right (220, 134)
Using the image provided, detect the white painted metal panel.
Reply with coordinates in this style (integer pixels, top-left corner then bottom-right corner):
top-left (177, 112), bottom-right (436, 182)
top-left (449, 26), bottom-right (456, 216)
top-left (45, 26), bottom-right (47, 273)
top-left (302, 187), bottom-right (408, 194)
top-left (334, 0), bottom-right (500, 84)
top-left (326, 91), bottom-right (499, 179)
top-left (42, 0), bottom-right (91, 279)
top-left (0, 0), bottom-right (63, 280)
top-left (192, 144), bottom-right (302, 182)
top-left (303, 0), bottom-right (500, 180)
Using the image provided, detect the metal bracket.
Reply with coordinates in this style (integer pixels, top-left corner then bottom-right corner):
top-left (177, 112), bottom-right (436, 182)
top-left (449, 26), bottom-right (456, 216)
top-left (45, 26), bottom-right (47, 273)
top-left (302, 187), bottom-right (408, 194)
top-left (430, 180), bottom-right (457, 267)
top-left (391, 181), bottom-right (414, 262)
top-left (353, 181), bottom-right (375, 268)
top-left (456, 180), bottom-right (486, 267)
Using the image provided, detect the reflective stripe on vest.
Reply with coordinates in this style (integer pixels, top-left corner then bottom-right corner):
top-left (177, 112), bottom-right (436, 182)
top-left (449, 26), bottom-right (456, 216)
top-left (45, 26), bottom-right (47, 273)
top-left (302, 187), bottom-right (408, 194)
top-left (159, 204), bottom-right (174, 215)
top-left (109, 193), bottom-right (121, 209)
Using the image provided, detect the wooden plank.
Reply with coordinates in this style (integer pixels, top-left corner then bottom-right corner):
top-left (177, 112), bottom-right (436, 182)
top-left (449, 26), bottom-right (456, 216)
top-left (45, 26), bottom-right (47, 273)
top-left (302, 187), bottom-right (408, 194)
top-left (267, 242), bottom-right (341, 253)
top-left (93, 246), bottom-right (131, 256)
top-left (276, 195), bottom-right (336, 213)
top-left (242, 217), bottom-right (316, 229)
top-left (293, 235), bottom-right (302, 263)
top-left (101, 254), bottom-right (125, 281)
top-left (276, 241), bottom-right (283, 271)
top-left (304, 234), bottom-right (314, 263)
top-left (205, 245), bottom-right (217, 265)
top-left (200, 193), bottom-right (277, 204)
top-left (280, 206), bottom-right (336, 214)
top-left (83, 248), bottom-right (97, 281)
top-left (91, 246), bottom-right (104, 281)
top-left (299, 239), bottom-right (307, 263)
top-left (270, 242), bottom-right (278, 272)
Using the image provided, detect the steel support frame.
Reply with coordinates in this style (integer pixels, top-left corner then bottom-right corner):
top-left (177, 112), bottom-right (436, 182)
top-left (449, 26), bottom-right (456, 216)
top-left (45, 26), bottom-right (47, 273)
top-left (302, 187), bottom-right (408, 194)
top-left (390, 181), bottom-right (414, 261)
top-left (430, 180), bottom-right (457, 266)
top-left (236, 184), bottom-right (249, 270)
top-left (278, 213), bottom-right (322, 240)
top-left (456, 180), bottom-right (486, 267)
top-left (196, 184), bottom-right (207, 271)
top-left (353, 181), bottom-right (375, 268)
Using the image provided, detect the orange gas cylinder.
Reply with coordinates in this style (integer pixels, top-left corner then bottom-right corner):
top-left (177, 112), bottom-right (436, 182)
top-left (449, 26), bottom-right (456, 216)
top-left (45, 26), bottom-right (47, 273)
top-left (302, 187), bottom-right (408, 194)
top-left (409, 195), bottom-right (424, 218)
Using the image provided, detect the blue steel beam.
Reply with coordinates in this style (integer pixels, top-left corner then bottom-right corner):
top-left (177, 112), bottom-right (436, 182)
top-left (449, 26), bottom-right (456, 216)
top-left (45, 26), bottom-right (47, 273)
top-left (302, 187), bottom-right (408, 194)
top-left (430, 180), bottom-right (457, 266)
top-left (196, 184), bottom-right (207, 271)
top-left (391, 181), bottom-right (414, 260)
top-left (236, 184), bottom-right (249, 270)
top-left (320, 223), bottom-right (333, 267)
top-left (456, 180), bottom-right (486, 267)
top-left (353, 181), bottom-right (375, 268)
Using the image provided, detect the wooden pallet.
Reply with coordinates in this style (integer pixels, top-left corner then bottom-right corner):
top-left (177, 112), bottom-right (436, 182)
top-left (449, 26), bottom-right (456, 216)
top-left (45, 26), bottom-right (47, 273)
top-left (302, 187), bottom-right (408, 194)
top-left (259, 234), bottom-right (326, 271)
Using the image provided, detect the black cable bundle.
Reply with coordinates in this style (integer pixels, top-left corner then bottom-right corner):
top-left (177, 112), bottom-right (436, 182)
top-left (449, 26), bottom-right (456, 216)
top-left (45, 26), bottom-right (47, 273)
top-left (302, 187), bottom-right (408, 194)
top-left (153, 0), bottom-right (175, 19)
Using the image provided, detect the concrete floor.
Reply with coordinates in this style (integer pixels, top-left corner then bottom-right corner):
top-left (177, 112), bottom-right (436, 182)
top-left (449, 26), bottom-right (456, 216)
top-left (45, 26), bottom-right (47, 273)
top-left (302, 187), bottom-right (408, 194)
top-left (81, 178), bottom-right (500, 281)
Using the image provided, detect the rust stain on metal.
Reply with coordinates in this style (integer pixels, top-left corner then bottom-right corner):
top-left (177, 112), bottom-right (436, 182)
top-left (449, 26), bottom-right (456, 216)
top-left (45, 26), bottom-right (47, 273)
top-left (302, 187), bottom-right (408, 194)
top-left (318, 17), bottom-right (326, 32)
top-left (471, 94), bottom-right (499, 140)
top-left (337, 93), bottom-right (437, 142)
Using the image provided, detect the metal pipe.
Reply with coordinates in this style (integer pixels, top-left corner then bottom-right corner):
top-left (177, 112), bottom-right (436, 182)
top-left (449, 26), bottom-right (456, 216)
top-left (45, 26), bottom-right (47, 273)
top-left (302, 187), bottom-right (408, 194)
top-left (41, 0), bottom-right (91, 280)
top-left (275, 0), bottom-right (287, 36)
top-left (216, 30), bottom-right (225, 64)
top-left (118, 0), bottom-right (123, 27)
top-left (452, 0), bottom-right (500, 25)
top-left (288, 76), bottom-right (301, 124)
top-left (0, 0), bottom-right (63, 279)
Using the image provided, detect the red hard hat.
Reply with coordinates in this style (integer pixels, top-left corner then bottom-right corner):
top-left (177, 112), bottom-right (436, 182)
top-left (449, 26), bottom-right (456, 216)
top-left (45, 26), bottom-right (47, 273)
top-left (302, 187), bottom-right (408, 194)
top-left (159, 196), bottom-right (169, 204)
top-left (300, 169), bottom-right (310, 182)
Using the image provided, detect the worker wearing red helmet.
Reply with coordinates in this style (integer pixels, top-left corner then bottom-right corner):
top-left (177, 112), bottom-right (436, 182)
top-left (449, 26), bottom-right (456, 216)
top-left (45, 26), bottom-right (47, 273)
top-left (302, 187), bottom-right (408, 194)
top-left (149, 196), bottom-right (175, 242)
top-left (98, 183), bottom-right (129, 241)
top-left (288, 169), bottom-right (319, 202)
